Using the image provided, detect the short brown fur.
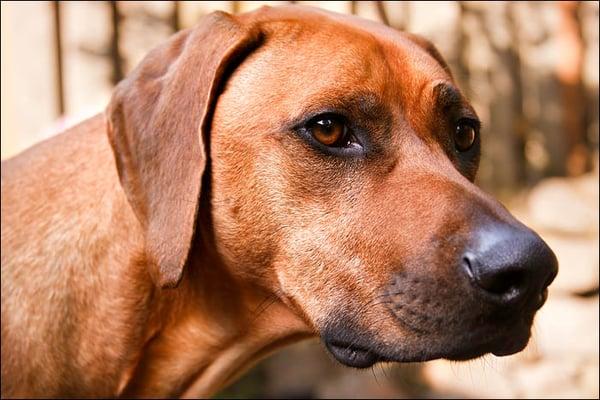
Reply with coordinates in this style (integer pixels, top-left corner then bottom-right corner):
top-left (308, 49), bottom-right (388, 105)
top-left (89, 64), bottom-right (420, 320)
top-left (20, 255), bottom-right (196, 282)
top-left (1, 5), bottom-right (555, 398)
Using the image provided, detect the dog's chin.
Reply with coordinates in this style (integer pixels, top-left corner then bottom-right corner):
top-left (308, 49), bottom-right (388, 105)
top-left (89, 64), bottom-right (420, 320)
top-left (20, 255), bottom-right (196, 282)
top-left (489, 322), bottom-right (532, 357)
top-left (323, 318), bottom-right (533, 367)
top-left (324, 340), bottom-right (380, 368)
top-left (442, 330), bottom-right (530, 361)
top-left (324, 335), bottom-right (529, 368)
top-left (443, 315), bottom-right (534, 360)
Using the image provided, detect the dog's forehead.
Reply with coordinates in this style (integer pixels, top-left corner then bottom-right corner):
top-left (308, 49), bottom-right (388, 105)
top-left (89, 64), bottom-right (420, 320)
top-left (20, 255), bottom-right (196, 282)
top-left (237, 5), bottom-right (453, 110)
top-left (242, 5), bottom-right (450, 78)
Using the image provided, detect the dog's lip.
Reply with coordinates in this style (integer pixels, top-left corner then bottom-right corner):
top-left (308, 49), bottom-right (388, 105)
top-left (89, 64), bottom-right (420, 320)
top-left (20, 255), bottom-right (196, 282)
top-left (324, 340), bottom-right (380, 368)
top-left (534, 288), bottom-right (549, 310)
top-left (322, 312), bottom-right (534, 365)
top-left (323, 318), bottom-right (531, 365)
top-left (490, 319), bottom-right (532, 356)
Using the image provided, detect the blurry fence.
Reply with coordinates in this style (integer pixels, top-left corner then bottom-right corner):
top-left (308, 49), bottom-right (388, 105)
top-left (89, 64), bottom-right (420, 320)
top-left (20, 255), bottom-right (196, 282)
top-left (1, 1), bottom-right (598, 195)
top-left (1, 2), bottom-right (598, 398)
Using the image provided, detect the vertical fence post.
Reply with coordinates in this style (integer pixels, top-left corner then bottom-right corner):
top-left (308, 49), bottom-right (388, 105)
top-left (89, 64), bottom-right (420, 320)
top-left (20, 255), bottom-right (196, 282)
top-left (109, 1), bottom-right (123, 85)
top-left (51, 1), bottom-right (65, 116)
top-left (375, 1), bottom-right (390, 26)
top-left (171, 1), bottom-right (180, 32)
top-left (557, 1), bottom-right (587, 176)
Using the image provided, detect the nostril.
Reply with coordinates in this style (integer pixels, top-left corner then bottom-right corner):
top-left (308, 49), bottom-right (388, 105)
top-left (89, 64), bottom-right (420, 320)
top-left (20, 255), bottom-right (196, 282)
top-left (462, 224), bottom-right (559, 306)
top-left (461, 252), bottom-right (527, 302)
top-left (462, 255), bottom-right (475, 279)
top-left (479, 269), bottom-right (525, 296)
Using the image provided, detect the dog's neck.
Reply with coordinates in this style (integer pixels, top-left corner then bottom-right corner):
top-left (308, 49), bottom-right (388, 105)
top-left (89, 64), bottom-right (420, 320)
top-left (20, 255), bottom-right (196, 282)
top-left (179, 289), bottom-right (312, 397)
top-left (119, 256), bottom-right (312, 397)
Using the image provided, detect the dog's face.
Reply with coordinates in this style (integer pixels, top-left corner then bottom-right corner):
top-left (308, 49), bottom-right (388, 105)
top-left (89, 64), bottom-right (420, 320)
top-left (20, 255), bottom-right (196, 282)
top-left (206, 8), bottom-right (558, 368)
top-left (107, 6), bottom-right (557, 369)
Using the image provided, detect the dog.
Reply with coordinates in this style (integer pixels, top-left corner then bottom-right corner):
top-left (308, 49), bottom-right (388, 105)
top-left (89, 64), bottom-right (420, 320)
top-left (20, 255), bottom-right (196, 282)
top-left (1, 5), bottom-right (558, 398)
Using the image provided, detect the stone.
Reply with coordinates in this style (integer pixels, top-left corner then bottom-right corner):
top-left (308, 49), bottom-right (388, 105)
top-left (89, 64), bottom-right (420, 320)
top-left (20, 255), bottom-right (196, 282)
top-left (533, 295), bottom-right (599, 357)
top-left (526, 175), bottom-right (599, 236)
top-left (540, 233), bottom-right (599, 295)
top-left (421, 296), bottom-right (599, 398)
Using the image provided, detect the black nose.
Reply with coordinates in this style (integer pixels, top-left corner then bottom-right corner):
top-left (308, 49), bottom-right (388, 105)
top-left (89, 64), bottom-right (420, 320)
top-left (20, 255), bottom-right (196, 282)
top-left (462, 224), bottom-right (558, 306)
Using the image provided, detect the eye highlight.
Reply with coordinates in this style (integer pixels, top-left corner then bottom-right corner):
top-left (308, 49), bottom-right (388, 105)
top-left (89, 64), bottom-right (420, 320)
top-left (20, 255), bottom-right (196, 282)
top-left (306, 115), bottom-right (350, 147)
top-left (454, 119), bottom-right (478, 152)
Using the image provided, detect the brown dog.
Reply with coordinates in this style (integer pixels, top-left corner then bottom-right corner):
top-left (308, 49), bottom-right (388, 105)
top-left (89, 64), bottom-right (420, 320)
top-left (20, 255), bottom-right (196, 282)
top-left (1, 5), bottom-right (558, 398)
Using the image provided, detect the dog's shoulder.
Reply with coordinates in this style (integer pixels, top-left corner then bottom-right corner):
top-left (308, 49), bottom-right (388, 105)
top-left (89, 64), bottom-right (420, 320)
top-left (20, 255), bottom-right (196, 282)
top-left (1, 113), bottom-right (151, 397)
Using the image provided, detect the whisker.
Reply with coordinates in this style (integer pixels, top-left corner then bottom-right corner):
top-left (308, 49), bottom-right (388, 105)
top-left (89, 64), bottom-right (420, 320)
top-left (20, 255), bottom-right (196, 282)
top-left (371, 365), bottom-right (381, 387)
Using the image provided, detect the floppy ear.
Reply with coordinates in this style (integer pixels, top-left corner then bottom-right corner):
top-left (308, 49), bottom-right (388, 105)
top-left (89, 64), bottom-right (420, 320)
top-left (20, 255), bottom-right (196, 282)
top-left (106, 11), bottom-right (261, 288)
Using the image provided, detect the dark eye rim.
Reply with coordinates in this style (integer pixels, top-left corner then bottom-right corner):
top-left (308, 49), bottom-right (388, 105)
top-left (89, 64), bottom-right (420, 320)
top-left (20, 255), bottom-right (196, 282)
top-left (295, 112), bottom-right (365, 157)
top-left (454, 117), bottom-right (480, 153)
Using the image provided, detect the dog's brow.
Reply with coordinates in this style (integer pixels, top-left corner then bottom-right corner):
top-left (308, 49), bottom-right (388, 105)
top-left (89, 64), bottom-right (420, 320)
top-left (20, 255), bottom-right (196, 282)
top-left (432, 81), bottom-right (479, 123)
top-left (287, 91), bottom-right (389, 129)
top-left (433, 82), bottom-right (463, 108)
top-left (355, 92), bottom-right (389, 120)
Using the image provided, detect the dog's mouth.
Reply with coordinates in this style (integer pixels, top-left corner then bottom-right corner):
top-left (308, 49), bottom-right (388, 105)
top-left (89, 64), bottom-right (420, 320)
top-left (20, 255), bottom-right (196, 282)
top-left (489, 318), bottom-right (533, 357)
top-left (322, 312), bottom-right (534, 368)
top-left (324, 340), bottom-right (380, 368)
top-left (324, 330), bottom-right (529, 368)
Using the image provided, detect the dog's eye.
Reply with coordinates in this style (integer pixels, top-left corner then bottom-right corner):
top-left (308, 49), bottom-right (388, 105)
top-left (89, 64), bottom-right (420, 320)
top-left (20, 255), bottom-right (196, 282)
top-left (454, 120), bottom-right (478, 152)
top-left (307, 115), bottom-right (351, 147)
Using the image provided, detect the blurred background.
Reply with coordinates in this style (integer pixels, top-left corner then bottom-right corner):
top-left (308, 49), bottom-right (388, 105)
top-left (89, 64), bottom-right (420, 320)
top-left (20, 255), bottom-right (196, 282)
top-left (1, 1), bottom-right (598, 398)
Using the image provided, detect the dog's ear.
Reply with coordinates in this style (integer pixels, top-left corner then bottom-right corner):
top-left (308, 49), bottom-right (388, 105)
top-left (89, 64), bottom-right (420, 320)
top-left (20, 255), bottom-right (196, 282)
top-left (106, 12), bottom-right (261, 288)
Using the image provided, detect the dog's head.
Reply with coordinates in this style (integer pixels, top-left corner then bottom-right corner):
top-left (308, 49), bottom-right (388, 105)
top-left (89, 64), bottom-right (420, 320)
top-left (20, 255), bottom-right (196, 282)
top-left (107, 6), bottom-right (558, 368)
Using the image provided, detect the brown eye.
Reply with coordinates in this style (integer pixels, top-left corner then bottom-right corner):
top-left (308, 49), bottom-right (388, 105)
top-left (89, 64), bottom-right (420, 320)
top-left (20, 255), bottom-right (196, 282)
top-left (454, 121), bottom-right (477, 152)
top-left (309, 117), bottom-right (346, 146)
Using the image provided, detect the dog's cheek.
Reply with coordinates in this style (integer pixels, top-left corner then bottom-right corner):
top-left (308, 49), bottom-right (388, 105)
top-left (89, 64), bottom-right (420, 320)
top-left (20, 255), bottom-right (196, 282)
top-left (267, 204), bottom-right (388, 327)
top-left (209, 148), bottom-right (281, 280)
